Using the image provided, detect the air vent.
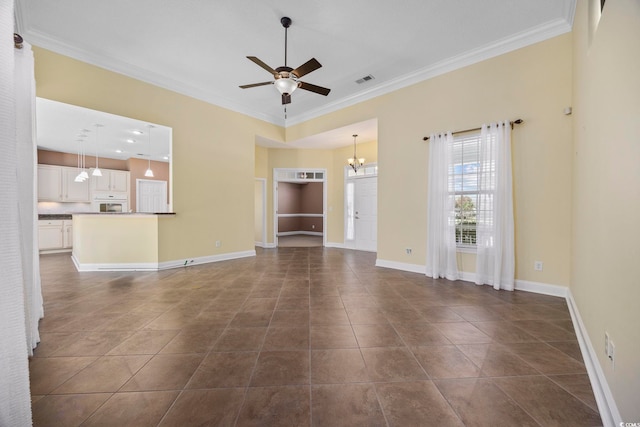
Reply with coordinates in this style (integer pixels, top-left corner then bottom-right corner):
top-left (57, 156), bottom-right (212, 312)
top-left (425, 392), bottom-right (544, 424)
top-left (355, 74), bottom-right (375, 84)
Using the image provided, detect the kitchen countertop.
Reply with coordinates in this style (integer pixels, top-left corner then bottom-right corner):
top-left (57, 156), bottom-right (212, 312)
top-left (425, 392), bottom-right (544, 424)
top-left (71, 212), bottom-right (176, 216)
top-left (39, 213), bottom-right (176, 219)
top-left (38, 214), bottom-right (73, 220)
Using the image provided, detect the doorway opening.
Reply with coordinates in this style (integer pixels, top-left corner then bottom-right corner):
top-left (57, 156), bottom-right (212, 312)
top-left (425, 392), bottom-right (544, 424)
top-left (273, 169), bottom-right (327, 247)
top-left (344, 163), bottom-right (378, 252)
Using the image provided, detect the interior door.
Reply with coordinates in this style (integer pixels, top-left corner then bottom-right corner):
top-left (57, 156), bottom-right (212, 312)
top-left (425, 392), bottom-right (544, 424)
top-left (354, 177), bottom-right (377, 252)
top-left (138, 180), bottom-right (167, 213)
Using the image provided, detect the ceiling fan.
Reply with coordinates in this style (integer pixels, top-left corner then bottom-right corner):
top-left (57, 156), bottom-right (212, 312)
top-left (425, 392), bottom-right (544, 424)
top-left (239, 17), bottom-right (331, 105)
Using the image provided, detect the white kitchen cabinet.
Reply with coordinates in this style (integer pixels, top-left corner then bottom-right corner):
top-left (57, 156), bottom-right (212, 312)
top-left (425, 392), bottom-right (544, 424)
top-left (37, 165), bottom-right (62, 201)
top-left (62, 168), bottom-right (90, 202)
top-left (92, 169), bottom-right (129, 193)
top-left (63, 220), bottom-right (73, 248)
top-left (39, 219), bottom-right (73, 251)
top-left (38, 220), bottom-right (64, 250)
top-left (38, 165), bottom-right (90, 202)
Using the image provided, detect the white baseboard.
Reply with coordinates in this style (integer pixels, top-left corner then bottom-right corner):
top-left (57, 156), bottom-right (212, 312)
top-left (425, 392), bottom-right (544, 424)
top-left (277, 231), bottom-right (323, 237)
top-left (255, 242), bottom-right (277, 249)
top-left (40, 248), bottom-right (72, 255)
top-left (72, 250), bottom-right (256, 272)
top-left (515, 279), bottom-right (568, 297)
top-left (566, 290), bottom-right (621, 427)
top-left (375, 258), bottom-right (426, 274)
top-left (324, 242), bottom-right (346, 249)
top-left (457, 271), bottom-right (476, 283)
top-left (157, 250), bottom-right (256, 270)
top-left (72, 253), bottom-right (159, 272)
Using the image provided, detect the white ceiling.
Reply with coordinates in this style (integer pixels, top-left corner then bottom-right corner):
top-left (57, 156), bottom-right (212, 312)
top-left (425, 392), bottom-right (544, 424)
top-left (36, 98), bottom-right (172, 162)
top-left (18, 0), bottom-right (575, 147)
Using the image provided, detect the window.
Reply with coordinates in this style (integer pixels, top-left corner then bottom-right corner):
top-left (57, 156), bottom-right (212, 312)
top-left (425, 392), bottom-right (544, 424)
top-left (449, 133), bottom-right (493, 247)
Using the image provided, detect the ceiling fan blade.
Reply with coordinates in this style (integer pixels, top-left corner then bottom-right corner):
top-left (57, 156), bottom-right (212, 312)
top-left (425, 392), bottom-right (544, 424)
top-left (299, 81), bottom-right (331, 96)
top-left (291, 58), bottom-right (322, 78)
top-left (282, 93), bottom-right (292, 105)
top-left (239, 81), bottom-right (273, 89)
top-left (247, 56), bottom-right (277, 75)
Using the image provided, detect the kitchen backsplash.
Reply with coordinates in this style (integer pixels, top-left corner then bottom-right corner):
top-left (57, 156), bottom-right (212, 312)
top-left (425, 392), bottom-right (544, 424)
top-left (38, 201), bottom-right (92, 214)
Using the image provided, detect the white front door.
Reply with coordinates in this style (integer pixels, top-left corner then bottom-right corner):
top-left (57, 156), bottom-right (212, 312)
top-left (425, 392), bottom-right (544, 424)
top-left (137, 179), bottom-right (167, 213)
top-left (354, 177), bottom-right (377, 252)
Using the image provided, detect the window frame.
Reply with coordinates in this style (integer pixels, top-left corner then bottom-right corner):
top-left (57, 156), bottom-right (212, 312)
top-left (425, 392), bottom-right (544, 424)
top-left (449, 131), bottom-right (488, 251)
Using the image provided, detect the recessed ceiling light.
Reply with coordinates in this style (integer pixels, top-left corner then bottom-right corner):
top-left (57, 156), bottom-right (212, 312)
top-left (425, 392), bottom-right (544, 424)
top-left (115, 149), bottom-right (123, 153)
top-left (126, 139), bottom-right (136, 143)
top-left (132, 130), bottom-right (143, 135)
top-left (163, 156), bottom-right (169, 160)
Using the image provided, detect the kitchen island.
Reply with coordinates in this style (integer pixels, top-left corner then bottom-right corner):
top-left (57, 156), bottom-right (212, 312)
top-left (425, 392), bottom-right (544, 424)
top-left (71, 213), bottom-right (175, 271)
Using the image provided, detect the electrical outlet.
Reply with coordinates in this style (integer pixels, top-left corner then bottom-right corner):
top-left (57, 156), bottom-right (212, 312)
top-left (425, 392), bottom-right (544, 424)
top-left (312, 224), bottom-right (315, 229)
top-left (605, 332), bottom-right (610, 355)
top-left (534, 261), bottom-right (543, 271)
top-left (405, 248), bottom-right (412, 255)
top-left (215, 240), bottom-right (221, 248)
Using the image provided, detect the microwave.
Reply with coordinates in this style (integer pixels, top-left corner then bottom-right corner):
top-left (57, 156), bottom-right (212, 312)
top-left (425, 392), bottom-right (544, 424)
top-left (99, 202), bottom-right (125, 213)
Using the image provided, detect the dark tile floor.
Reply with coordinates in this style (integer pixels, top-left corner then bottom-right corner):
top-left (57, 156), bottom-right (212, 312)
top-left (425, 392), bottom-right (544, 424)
top-left (31, 248), bottom-right (602, 426)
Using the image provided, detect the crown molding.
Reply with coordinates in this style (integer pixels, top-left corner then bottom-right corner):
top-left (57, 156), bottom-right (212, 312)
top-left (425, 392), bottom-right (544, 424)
top-left (285, 18), bottom-right (573, 126)
top-left (22, 28), bottom-right (286, 126)
top-left (21, 14), bottom-right (572, 131)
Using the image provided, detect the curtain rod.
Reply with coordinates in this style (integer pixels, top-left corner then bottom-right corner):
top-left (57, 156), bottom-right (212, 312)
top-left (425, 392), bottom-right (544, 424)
top-left (422, 119), bottom-right (523, 141)
top-left (14, 33), bottom-right (23, 49)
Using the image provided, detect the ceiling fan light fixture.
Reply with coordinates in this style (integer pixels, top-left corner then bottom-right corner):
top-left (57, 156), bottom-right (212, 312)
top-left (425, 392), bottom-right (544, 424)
top-left (239, 17), bottom-right (330, 107)
top-left (274, 77), bottom-right (299, 95)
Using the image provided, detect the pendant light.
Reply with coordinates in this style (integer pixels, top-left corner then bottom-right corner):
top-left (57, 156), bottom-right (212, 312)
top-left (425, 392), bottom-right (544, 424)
top-left (74, 138), bottom-right (84, 182)
top-left (75, 130), bottom-right (89, 182)
top-left (92, 124), bottom-right (103, 177)
top-left (145, 124), bottom-right (154, 177)
top-left (347, 134), bottom-right (365, 172)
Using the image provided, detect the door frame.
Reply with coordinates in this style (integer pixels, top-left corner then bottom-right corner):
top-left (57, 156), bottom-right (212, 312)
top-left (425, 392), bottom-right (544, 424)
top-left (273, 168), bottom-right (327, 247)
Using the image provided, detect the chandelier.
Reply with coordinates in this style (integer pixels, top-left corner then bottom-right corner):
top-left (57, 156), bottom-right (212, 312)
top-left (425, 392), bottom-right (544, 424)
top-left (347, 134), bottom-right (365, 172)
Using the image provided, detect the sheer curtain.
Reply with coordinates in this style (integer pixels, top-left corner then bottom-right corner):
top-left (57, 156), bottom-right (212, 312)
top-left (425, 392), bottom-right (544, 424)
top-left (425, 132), bottom-right (459, 280)
top-left (475, 122), bottom-right (515, 290)
top-left (0, 1), bottom-right (42, 424)
top-left (16, 40), bottom-right (42, 354)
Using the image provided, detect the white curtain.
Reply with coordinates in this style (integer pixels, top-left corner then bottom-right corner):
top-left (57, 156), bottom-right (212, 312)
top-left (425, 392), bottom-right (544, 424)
top-left (16, 40), bottom-right (42, 354)
top-left (475, 122), bottom-right (515, 290)
top-left (0, 1), bottom-right (41, 424)
top-left (425, 132), bottom-right (459, 280)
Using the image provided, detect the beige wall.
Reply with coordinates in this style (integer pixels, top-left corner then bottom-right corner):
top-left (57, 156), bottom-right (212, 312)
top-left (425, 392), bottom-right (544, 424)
top-left (571, 0), bottom-right (640, 420)
top-left (34, 47), bottom-right (284, 262)
top-left (286, 35), bottom-right (573, 286)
